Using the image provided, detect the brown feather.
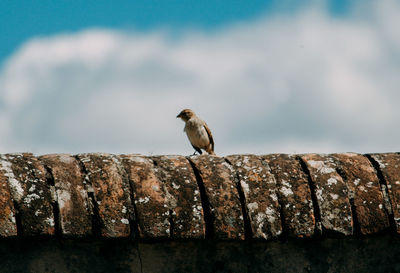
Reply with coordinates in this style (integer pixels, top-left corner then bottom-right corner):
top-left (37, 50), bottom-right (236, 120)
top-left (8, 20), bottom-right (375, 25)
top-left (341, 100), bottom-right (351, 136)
top-left (203, 123), bottom-right (214, 153)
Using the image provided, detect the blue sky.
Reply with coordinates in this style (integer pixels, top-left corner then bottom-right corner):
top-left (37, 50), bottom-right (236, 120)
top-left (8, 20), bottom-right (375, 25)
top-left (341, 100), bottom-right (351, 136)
top-left (1, 0), bottom-right (353, 64)
top-left (0, 0), bottom-right (399, 155)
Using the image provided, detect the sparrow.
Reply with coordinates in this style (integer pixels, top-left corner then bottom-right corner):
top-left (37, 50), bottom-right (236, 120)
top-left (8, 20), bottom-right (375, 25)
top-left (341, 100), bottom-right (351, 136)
top-left (177, 109), bottom-right (215, 155)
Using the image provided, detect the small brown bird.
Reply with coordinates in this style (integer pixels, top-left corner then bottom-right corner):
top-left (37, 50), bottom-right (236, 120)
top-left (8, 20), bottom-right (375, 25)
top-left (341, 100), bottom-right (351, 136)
top-left (177, 109), bottom-right (215, 155)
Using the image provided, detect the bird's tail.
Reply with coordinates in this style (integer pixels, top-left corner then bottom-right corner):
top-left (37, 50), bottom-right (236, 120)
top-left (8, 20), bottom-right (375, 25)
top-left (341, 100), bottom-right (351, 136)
top-left (206, 146), bottom-right (215, 155)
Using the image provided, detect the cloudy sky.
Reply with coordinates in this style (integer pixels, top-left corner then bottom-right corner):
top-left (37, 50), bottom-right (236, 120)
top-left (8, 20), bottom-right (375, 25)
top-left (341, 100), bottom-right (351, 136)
top-left (0, 0), bottom-right (399, 156)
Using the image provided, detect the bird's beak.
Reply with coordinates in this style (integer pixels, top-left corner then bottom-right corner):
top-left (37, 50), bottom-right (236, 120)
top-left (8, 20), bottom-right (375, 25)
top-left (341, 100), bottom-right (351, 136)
top-left (176, 113), bottom-right (181, 118)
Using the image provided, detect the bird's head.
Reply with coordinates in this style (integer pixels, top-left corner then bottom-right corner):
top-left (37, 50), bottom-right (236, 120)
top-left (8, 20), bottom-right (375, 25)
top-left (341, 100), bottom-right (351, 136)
top-left (177, 109), bottom-right (195, 122)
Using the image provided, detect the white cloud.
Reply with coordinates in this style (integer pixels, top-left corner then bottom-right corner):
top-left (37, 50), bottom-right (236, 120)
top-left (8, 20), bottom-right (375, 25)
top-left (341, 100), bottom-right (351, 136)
top-left (0, 0), bottom-right (399, 155)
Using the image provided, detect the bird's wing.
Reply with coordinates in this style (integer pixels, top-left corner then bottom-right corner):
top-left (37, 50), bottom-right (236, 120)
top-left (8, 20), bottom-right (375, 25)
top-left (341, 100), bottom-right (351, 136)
top-left (203, 122), bottom-right (214, 152)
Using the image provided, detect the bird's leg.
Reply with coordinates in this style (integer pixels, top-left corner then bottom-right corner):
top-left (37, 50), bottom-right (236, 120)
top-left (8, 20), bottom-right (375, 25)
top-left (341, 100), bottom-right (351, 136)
top-left (191, 145), bottom-right (202, 156)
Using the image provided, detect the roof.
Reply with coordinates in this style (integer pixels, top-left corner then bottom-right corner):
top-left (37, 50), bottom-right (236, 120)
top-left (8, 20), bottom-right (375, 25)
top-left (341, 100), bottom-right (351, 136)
top-left (0, 152), bottom-right (399, 239)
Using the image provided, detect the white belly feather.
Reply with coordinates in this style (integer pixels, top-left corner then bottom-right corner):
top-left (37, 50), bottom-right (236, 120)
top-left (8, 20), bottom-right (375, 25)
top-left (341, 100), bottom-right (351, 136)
top-left (184, 120), bottom-right (209, 149)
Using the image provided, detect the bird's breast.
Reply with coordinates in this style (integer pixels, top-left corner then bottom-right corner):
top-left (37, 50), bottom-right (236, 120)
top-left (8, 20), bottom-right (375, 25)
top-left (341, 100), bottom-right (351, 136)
top-left (184, 121), bottom-right (209, 148)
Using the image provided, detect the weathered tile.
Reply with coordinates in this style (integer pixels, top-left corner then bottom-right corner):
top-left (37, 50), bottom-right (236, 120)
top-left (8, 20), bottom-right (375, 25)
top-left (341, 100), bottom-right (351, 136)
top-left (300, 154), bottom-right (353, 236)
top-left (226, 154), bottom-right (282, 239)
top-left (263, 154), bottom-right (315, 238)
top-left (152, 155), bottom-right (205, 238)
top-left (0, 153), bottom-right (55, 236)
top-left (0, 158), bottom-right (18, 237)
top-left (332, 153), bottom-right (390, 235)
top-left (189, 155), bottom-right (244, 240)
top-left (77, 153), bottom-right (133, 238)
top-left (121, 155), bottom-right (204, 239)
top-left (369, 153), bottom-right (400, 233)
top-left (121, 155), bottom-right (169, 239)
top-left (39, 154), bottom-right (92, 237)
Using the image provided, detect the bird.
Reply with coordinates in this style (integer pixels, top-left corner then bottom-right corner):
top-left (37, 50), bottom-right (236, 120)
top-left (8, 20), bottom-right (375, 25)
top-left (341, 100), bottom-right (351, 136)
top-left (177, 109), bottom-right (215, 155)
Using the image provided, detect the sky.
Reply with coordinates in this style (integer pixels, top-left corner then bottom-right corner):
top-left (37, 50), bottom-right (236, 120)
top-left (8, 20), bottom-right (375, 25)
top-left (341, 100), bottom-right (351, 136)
top-left (0, 0), bottom-right (399, 156)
